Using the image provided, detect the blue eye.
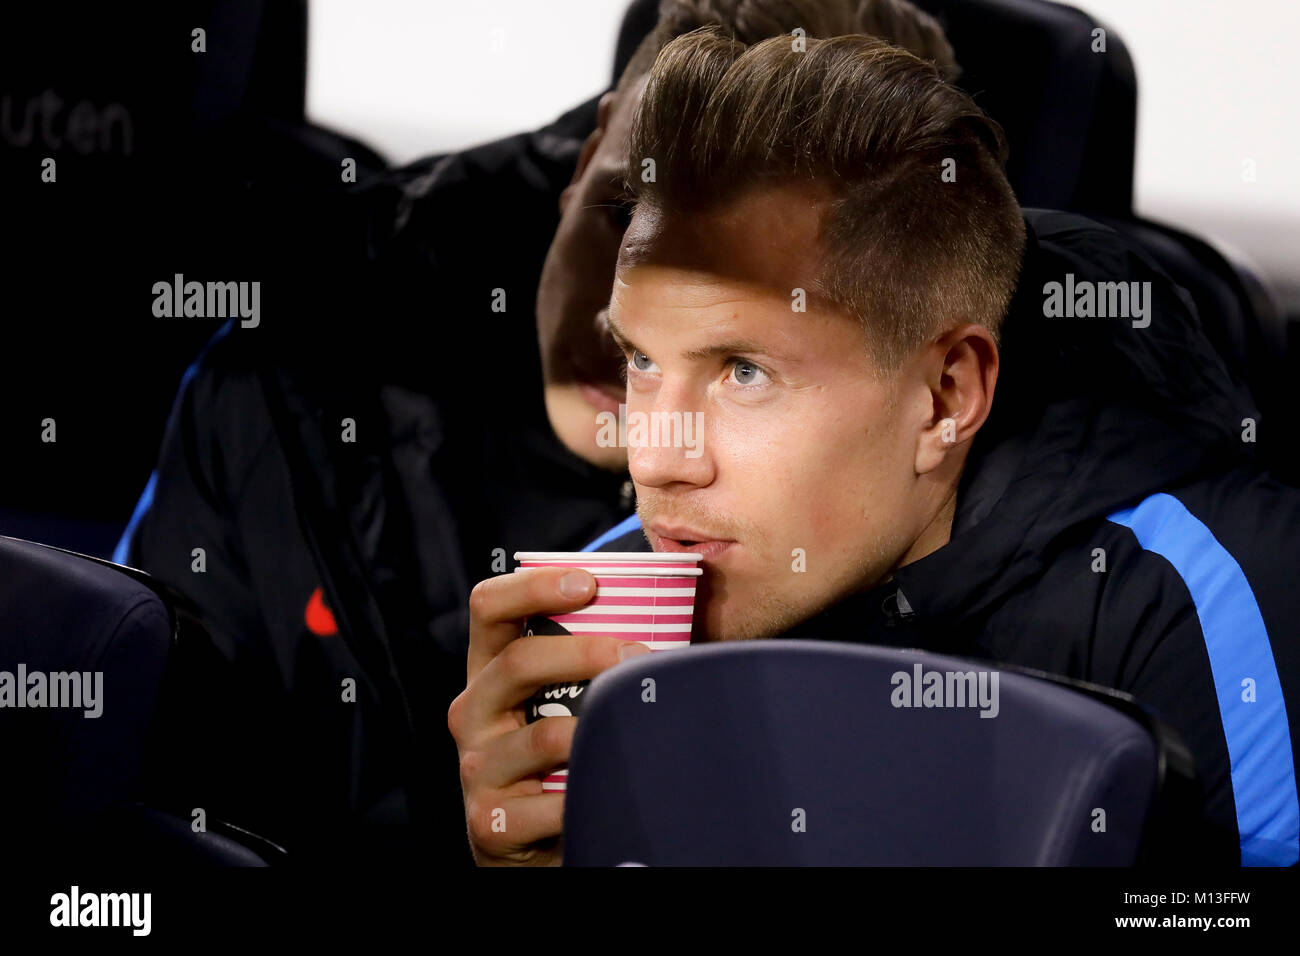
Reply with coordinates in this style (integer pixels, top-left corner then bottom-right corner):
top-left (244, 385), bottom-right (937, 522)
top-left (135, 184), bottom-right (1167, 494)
top-left (631, 350), bottom-right (657, 372)
top-left (727, 359), bottom-right (769, 387)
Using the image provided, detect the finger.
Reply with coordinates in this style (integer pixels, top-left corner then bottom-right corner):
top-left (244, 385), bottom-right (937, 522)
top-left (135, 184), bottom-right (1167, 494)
top-left (465, 791), bottom-right (566, 862)
top-left (455, 633), bottom-right (640, 742)
top-left (466, 566), bottom-right (596, 681)
top-left (461, 716), bottom-right (578, 792)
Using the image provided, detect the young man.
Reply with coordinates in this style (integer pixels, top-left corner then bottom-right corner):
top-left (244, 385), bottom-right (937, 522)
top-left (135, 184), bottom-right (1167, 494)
top-left (115, 1), bottom-right (958, 865)
top-left (452, 29), bottom-right (1300, 867)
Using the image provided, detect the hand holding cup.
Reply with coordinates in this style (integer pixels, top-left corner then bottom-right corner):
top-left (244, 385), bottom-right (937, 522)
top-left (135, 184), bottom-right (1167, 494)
top-left (449, 565), bottom-right (650, 866)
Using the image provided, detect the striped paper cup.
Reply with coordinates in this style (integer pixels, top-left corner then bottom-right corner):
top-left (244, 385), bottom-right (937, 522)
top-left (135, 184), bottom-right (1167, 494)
top-left (514, 551), bottom-right (703, 792)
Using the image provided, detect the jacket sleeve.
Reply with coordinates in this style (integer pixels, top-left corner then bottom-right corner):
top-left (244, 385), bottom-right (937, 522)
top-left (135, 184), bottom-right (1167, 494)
top-left (114, 321), bottom-right (272, 662)
top-left (112, 323), bottom-right (333, 841)
top-left (1097, 520), bottom-right (1300, 866)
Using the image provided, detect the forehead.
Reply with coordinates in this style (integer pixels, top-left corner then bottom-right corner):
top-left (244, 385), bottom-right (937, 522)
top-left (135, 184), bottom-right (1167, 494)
top-left (616, 182), bottom-right (839, 309)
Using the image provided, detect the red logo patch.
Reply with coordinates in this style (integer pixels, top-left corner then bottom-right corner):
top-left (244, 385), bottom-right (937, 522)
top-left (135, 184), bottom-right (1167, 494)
top-left (305, 586), bottom-right (338, 636)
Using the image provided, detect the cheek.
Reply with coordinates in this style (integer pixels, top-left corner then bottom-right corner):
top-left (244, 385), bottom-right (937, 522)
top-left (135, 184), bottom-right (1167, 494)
top-left (783, 407), bottom-right (893, 548)
top-left (715, 416), bottom-right (843, 547)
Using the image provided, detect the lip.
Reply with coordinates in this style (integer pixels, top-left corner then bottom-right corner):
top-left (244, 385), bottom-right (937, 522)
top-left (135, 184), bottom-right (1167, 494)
top-left (577, 378), bottom-right (625, 416)
top-left (648, 523), bottom-right (735, 561)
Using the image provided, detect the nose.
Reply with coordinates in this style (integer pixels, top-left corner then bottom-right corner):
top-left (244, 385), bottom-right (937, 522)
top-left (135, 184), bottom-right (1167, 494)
top-left (626, 384), bottom-right (714, 491)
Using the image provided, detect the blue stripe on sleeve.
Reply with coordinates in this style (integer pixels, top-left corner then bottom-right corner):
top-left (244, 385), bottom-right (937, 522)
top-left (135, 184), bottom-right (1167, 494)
top-left (1108, 492), bottom-right (1299, 866)
top-left (111, 321), bottom-right (234, 569)
top-left (112, 470), bottom-right (157, 566)
top-left (580, 513), bottom-right (642, 552)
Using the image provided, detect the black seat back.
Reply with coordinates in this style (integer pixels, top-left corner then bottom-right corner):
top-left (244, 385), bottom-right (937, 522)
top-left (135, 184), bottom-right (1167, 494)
top-left (0, 535), bottom-right (282, 864)
top-left (565, 641), bottom-right (1218, 865)
top-left (0, 536), bottom-right (171, 822)
top-left (917, 0), bottom-right (1137, 216)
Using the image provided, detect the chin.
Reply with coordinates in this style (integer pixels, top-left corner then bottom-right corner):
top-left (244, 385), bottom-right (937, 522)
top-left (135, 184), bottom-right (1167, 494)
top-left (690, 572), bottom-right (821, 642)
top-left (694, 599), bottom-right (794, 643)
top-left (542, 383), bottom-right (629, 472)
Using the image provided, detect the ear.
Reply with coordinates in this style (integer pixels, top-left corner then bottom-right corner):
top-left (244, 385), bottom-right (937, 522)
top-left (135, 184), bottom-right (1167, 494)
top-left (559, 91), bottom-right (620, 215)
top-left (913, 324), bottom-right (999, 475)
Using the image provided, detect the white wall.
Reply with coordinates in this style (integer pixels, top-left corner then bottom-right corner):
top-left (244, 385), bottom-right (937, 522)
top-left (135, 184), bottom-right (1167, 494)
top-left (307, 0), bottom-right (1300, 296)
top-left (1071, 0), bottom-right (1300, 298)
top-left (306, 0), bottom-right (625, 163)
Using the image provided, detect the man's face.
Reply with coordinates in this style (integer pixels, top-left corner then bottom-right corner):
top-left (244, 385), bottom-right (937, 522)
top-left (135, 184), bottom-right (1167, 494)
top-left (608, 184), bottom-right (947, 642)
top-left (536, 80), bottom-right (647, 471)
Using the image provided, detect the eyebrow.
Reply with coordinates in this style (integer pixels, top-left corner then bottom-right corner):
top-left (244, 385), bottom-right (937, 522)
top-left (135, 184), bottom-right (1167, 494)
top-left (606, 312), bottom-right (783, 362)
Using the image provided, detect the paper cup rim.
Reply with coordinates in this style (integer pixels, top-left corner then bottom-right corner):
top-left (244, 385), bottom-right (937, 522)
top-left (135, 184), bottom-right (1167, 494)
top-left (515, 551), bottom-right (703, 562)
top-left (512, 566), bottom-right (703, 577)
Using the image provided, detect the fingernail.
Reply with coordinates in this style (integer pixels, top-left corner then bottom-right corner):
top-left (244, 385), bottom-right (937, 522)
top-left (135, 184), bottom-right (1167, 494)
top-left (559, 570), bottom-right (593, 599)
top-left (619, 641), bottom-right (651, 660)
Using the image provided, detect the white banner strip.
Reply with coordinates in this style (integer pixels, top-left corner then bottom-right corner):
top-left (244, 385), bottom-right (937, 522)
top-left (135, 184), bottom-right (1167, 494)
top-left (560, 622), bottom-right (693, 633)
top-left (594, 587), bottom-right (696, 597)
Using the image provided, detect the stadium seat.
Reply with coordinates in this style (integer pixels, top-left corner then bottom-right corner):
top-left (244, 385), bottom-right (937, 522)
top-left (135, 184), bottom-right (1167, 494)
top-left (0, 535), bottom-right (284, 864)
top-left (915, 0), bottom-right (1137, 216)
top-left (563, 640), bottom-right (1218, 865)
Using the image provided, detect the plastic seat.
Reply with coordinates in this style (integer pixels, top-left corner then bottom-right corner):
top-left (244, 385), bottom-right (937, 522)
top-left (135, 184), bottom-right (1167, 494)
top-left (0, 535), bottom-right (284, 865)
top-left (564, 640), bottom-right (1217, 865)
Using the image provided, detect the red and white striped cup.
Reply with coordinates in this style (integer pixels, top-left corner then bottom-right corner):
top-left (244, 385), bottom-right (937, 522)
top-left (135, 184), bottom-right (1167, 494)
top-left (514, 551), bottom-right (703, 792)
